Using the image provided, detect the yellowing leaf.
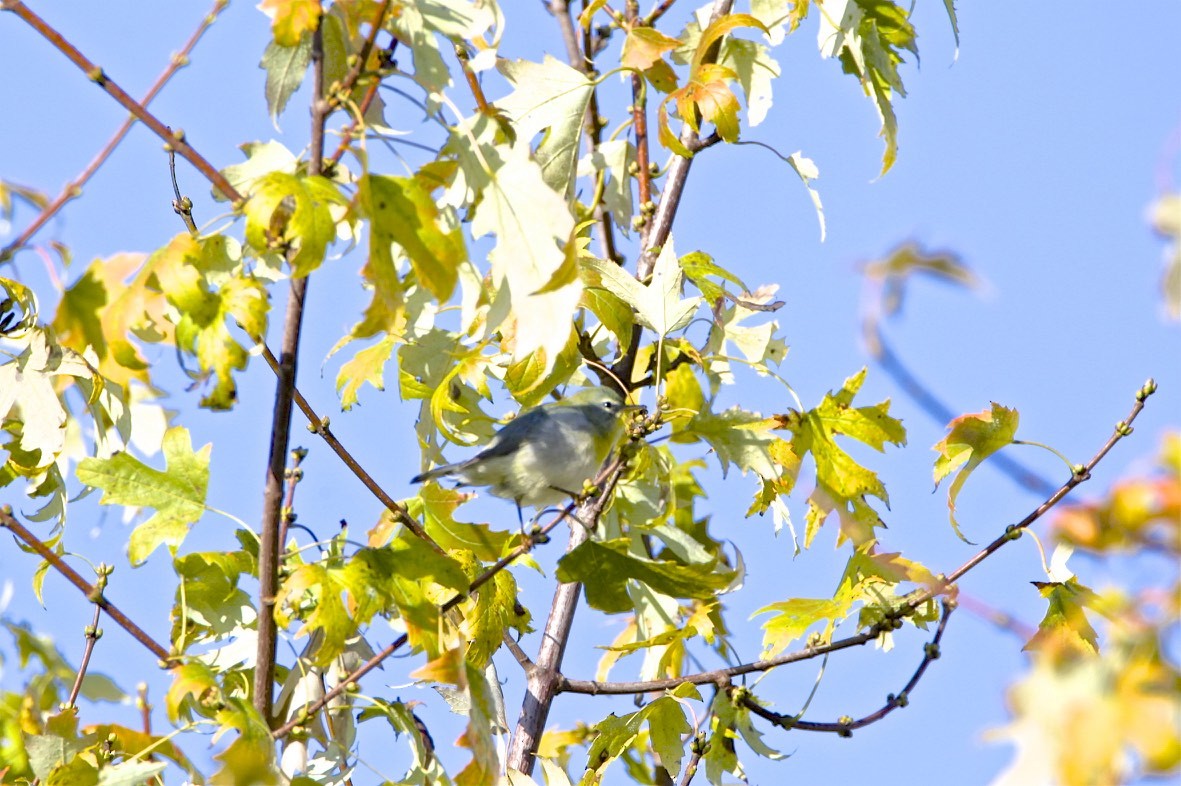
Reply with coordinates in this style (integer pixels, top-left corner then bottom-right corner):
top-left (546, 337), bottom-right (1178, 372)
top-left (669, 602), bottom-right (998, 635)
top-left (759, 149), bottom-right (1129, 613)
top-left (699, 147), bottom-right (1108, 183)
top-left (785, 369), bottom-right (905, 546)
top-left (257, 0), bottom-right (321, 47)
top-left (360, 174), bottom-right (466, 302)
top-left (1024, 579), bottom-right (1100, 663)
top-left (933, 402), bottom-right (1019, 542)
top-left (243, 171), bottom-right (345, 276)
top-left (622, 27), bottom-right (683, 71)
top-left (582, 696), bottom-right (691, 782)
top-left (495, 57), bottom-right (594, 197)
top-left (336, 334), bottom-right (396, 410)
top-left (755, 596), bottom-right (849, 656)
top-left (76, 426), bottom-right (210, 565)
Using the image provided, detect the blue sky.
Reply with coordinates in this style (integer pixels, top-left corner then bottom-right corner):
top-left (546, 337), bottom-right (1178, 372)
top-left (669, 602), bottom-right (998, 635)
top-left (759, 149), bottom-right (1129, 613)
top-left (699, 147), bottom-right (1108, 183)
top-left (1, 2), bottom-right (1178, 784)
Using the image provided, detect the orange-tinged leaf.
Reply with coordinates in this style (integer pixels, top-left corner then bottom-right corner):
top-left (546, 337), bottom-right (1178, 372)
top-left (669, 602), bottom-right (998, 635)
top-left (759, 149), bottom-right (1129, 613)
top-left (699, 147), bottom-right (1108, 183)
top-left (622, 27), bottom-right (682, 71)
top-left (691, 13), bottom-right (769, 73)
top-left (933, 402), bottom-right (1019, 542)
top-left (258, 0), bottom-right (322, 47)
top-left (410, 647), bottom-right (464, 685)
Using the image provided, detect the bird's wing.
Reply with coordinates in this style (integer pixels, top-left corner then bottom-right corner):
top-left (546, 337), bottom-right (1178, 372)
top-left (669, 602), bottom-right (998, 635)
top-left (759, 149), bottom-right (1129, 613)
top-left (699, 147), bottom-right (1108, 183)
top-left (469, 406), bottom-right (552, 461)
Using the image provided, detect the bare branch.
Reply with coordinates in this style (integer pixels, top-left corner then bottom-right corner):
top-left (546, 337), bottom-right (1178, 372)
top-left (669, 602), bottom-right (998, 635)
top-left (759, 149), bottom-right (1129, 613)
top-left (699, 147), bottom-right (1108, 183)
top-left (66, 605), bottom-right (104, 708)
top-left (0, 508), bottom-right (172, 662)
top-left (3, 1), bottom-right (241, 201)
top-left (0, 0), bottom-right (227, 263)
top-left (745, 599), bottom-right (955, 735)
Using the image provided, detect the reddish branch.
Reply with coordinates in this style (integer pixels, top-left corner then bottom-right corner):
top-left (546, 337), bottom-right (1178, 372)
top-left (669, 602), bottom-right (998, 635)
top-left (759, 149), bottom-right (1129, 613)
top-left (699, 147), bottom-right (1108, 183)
top-left (0, 508), bottom-right (172, 662)
top-left (66, 604), bottom-right (104, 708)
top-left (0, 0), bottom-right (227, 264)
top-left (745, 599), bottom-right (955, 735)
top-left (1, 1), bottom-right (241, 202)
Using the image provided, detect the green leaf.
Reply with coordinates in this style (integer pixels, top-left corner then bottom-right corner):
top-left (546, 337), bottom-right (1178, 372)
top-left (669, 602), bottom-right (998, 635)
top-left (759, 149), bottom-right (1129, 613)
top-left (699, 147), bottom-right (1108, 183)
top-left (150, 234), bottom-right (269, 410)
top-left (495, 57), bottom-right (594, 198)
top-left (0, 330), bottom-right (99, 474)
top-left (683, 406), bottom-right (779, 478)
top-left (96, 760), bottom-right (167, 786)
top-left (576, 139), bottom-right (635, 235)
top-left (933, 402), bottom-right (1019, 542)
top-left (787, 368), bottom-right (906, 547)
top-left (76, 426), bottom-right (210, 565)
top-left (453, 127), bottom-right (582, 372)
top-left (260, 36), bottom-right (311, 128)
top-left (818, 0), bottom-right (917, 174)
top-left (217, 140), bottom-right (299, 202)
top-left (582, 240), bottom-right (700, 338)
top-left (755, 597), bottom-right (850, 656)
top-left (581, 695), bottom-right (691, 782)
top-left (1024, 578), bottom-right (1100, 662)
top-left (360, 173), bottom-right (466, 302)
top-left (336, 334), bottom-right (396, 410)
top-left (557, 538), bottom-right (734, 614)
top-left (243, 171), bottom-right (345, 276)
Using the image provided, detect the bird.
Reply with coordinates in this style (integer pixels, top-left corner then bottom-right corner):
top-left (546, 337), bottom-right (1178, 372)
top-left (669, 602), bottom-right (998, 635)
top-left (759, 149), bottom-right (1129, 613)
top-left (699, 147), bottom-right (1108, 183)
top-left (411, 386), bottom-right (641, 513)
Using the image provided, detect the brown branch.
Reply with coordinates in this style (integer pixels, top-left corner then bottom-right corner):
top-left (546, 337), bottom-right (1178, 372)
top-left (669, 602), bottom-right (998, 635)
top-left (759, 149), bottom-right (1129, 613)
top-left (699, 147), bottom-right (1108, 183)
top-left (252, 339), bottom-right (435, 545)
top-left (137, 683), bottom-right (153, 735)
top-left (67, 604), bottom-right (104, 708)
top-left (745, 599), bottom-right (955, 735)
top-left (0, 0), bottom-right (226, 263)
top-left (505, 458), bottom-right (629, 776)
top-left (277, 447), bottom-right (308, 557)
top-left (645, 0), bottom-right (679, 25)
top-left (454, 44), bottom-right (492, 114)
top-left (0, 508), bottom-right (171, 661)
top-left (254, 8), bottom-right (331, 728)
top-left (549, 0), bottom-right (622, 266)
top-left (557, 381), bottom-right (1155, 697)
top-left (2, 1), bottom-right (241, 202)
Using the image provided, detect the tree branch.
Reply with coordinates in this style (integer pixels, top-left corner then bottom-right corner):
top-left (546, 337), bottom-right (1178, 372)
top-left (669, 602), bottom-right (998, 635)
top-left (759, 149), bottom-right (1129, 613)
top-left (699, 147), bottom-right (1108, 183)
top-left (2, 1), bottom-right (241, 202)
top-left (744, 599), bottom-right (954, 735)
top-left (254, 9), bottom-right (331, 727)
top-left (505, 460), bottom-right (629, 775)
top-left (0, 0), bottom-right (227, 263)
top-left (270, 470), bottom-right (620, 741)
top-left (0, 508), bottom-right (172, 662)
top-left (66, 605), bottom-right (104, 708)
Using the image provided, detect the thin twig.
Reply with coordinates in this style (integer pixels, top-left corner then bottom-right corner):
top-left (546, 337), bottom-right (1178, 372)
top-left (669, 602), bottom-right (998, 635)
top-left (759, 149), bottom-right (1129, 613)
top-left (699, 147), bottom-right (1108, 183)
top-left (252, 338), bottom-right (435, 545)
top-left (745, 599), bottom-right (955, 735)
top-left (0, 0), bottom-right (226, 263)
top-left (278, 447), bottom-right (308, 556)
top-left (0, 508), bottom-right (172, 661)
top-left (67, 605), bottom-right (104, 708)
top-left (137, 683), bottom-right (153, 735)
top-left (3, 1), bottom-right (241, 202)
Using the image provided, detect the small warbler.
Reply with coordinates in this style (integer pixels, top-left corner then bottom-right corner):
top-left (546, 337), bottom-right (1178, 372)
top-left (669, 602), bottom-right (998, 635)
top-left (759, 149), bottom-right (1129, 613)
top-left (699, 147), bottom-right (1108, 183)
top-left (411, 386), bottom-right (642, 510)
